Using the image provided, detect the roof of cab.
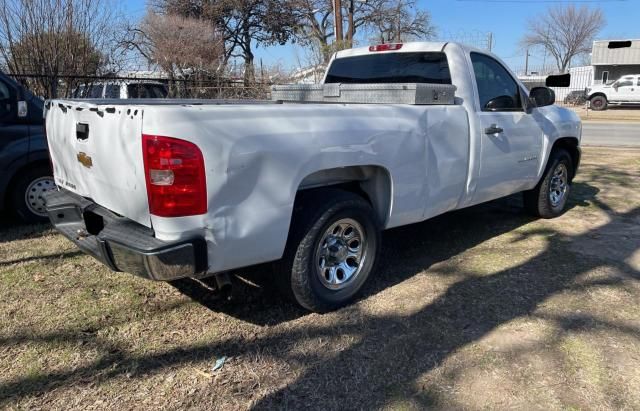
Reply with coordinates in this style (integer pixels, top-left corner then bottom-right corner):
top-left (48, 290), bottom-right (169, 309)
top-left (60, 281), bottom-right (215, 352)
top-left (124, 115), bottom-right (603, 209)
top-left (334, 41), bottom-right (449, 59)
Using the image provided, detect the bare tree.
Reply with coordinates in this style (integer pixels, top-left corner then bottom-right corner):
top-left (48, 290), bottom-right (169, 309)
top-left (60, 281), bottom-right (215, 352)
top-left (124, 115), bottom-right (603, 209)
top-left (294, 0), bottom-right (335, 59)
top-left (122, 12), bottom-right (225, 79)
top-left (0, 0), bottom-right (121, 98)
top-left (156, 0), bottom-right (299, 86)
top-left (521, 4), bottom-right (605, 73)
top-left (295, 0), bottom-right (384, 62)
top-left (368, 0), bottom-right (435, 44)
top-left (295, 0), bottom-right (435, 63)
top-left (220, 0), bottom-right (300, 85)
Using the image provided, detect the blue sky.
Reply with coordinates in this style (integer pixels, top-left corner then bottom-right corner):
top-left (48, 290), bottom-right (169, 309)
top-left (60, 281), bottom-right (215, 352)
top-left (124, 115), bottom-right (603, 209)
top-left (122, 0), bottom-right (639, 71)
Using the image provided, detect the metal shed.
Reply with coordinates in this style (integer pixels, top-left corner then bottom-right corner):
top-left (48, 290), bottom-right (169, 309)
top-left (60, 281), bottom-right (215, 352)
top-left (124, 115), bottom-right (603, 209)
top-left (592, 39), bottom-right (640, 84)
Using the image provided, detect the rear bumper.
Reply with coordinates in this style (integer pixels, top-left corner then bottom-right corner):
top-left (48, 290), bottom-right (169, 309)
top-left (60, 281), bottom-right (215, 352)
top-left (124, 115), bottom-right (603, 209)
top-left (44, 189), bottom-right (207, 281)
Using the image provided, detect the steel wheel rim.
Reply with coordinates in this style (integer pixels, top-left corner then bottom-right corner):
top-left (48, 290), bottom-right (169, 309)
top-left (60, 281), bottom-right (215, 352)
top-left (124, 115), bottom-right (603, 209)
top-left (549, 163), bottom-right (568, 207)
top-left (315, 218), bottom-right (367, 290)
top-left (24, 176), bottom-right (55, 217)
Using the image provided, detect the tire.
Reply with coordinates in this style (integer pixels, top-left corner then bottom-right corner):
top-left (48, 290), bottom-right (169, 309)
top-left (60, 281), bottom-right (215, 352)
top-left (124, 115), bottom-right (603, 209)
top-left (523, 149), bottom-right (573, 219)
top-left (8, 165), bottom-right (55, 223)
top-left (590, 95), bottom-right (608, 111)
top-left (275, 189), bottom-right (381, 312)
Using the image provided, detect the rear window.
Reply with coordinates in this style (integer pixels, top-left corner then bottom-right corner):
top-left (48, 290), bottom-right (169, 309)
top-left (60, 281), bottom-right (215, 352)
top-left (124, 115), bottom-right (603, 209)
top-left (127, 84), bottom-right (168, 99)
top-left (87, 85), bottom-right (103, 98)
top-left (105, 84), bottom-right (120, 98)
top-left (325, 52), bottom-right (451, 84)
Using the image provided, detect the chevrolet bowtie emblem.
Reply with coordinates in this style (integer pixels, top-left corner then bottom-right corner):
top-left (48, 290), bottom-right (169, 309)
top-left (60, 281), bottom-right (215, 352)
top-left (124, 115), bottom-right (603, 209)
top-left (77, 152), bottom-right (93, 168)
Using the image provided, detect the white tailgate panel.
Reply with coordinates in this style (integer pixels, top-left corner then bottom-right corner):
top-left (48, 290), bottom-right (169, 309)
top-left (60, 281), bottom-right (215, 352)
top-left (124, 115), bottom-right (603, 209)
top-left (46, 103), bottom-right (150, 226)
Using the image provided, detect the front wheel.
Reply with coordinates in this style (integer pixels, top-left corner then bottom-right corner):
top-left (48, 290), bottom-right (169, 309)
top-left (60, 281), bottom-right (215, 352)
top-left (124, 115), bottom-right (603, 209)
top-left (523, 149), bottom-right (573, 219)
top-left (275, 189), bottom-right (380, 312)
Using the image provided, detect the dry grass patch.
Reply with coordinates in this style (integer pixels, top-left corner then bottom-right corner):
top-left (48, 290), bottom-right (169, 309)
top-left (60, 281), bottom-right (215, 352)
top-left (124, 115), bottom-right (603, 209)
top-left (0, 147), bottom-right (639, 410)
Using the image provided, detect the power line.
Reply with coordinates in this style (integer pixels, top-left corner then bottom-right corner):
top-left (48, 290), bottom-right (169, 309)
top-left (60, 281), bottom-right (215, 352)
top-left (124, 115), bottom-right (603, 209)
top-left (456, 0), bottom-right (626, 3)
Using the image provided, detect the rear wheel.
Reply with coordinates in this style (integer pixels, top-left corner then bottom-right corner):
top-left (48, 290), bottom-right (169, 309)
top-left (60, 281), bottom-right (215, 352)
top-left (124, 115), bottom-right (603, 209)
top-left (590, 95), bottom-right (608, 111)
top-left (9, 165), bottom-right (55, 223)
top-left (275, 189), bottom-right (380, 312)
top-left (523, 149), bottom-right (573, 219)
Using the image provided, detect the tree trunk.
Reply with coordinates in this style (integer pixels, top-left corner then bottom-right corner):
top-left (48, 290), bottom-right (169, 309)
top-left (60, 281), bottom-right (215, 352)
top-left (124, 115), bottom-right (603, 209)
top-left (346, 0), bottom-right (353, 48)
top-left (242, 24), bottom-right (255, 87)
top-left (243, 47), bottom-right (255, 86)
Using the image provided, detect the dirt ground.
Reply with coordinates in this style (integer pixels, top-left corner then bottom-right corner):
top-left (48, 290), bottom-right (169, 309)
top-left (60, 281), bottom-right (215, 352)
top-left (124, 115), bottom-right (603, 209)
top-left (1, 147), bottom-right (639, 410)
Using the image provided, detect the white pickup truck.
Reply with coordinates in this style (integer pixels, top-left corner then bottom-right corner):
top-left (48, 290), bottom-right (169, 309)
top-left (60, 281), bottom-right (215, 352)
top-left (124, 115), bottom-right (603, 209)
top-left (43, 42), bottom-right (581, 312)
top-left (587, 74), bottom-right (640, 110)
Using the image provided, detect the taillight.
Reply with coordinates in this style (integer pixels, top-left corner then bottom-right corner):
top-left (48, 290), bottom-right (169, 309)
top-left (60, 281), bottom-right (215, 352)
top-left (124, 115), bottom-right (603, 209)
top-left (142, 134), bottom-right (207, 217)
top-left (369, 43), bottom-right (403, 52)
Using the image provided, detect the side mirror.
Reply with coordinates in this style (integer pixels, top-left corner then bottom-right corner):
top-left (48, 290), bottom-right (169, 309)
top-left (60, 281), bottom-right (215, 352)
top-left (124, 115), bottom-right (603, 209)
top-left (17, 101), bottom-right (28, 118)
top-left (529, 87), bottom-right (555, 107)
top-left (612, 82), bottom-right (619, 90)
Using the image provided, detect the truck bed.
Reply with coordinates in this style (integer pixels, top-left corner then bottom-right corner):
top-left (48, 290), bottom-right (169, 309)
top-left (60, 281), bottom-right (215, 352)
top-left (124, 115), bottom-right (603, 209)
top-left (45, 97), bottom-right (470, 272)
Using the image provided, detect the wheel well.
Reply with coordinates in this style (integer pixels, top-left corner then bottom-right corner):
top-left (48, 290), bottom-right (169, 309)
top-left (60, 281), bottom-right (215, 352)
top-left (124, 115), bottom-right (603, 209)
top-left (296, 165), bottom-right (392, 226)
top-left (551, 137), bottom-right (580, 180)
top-left (3, 160), bottom-right (52, 208)
top-left (589, 93), bottom-right (607, 101)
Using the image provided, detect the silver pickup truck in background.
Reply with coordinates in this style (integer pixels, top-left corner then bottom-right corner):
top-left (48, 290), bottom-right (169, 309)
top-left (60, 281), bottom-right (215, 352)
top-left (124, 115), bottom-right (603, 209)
top-left (43, 42), bottom-right (581, 312)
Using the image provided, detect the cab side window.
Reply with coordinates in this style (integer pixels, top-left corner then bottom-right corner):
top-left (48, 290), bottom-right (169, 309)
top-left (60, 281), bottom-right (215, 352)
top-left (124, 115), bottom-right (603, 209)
top-left (617, 78), bottom-right (633, 87)
top-left (471, 52), bottom-right (522, 111)
top-left (0, 80), bottom-right (14, 121)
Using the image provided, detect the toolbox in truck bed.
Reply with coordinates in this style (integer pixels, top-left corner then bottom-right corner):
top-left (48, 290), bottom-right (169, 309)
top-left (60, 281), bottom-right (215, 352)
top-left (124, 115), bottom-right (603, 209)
top-left (271, 83), bottom-right (456, 105)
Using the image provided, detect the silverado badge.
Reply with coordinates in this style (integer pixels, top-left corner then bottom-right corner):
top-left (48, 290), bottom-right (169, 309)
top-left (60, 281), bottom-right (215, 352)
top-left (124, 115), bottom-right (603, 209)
top-left (77, 152), bottom-right (93, 168)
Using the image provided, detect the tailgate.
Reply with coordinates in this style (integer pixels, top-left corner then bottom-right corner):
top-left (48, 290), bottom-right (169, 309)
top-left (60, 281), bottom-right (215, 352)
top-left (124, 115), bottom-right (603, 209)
top-left (45, 100), bottom-right (150, 226)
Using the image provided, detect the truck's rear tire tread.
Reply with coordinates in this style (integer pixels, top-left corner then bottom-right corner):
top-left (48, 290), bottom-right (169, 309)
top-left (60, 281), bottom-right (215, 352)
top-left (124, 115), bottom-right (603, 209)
top-left (274, 189), bottom-right (380, 313)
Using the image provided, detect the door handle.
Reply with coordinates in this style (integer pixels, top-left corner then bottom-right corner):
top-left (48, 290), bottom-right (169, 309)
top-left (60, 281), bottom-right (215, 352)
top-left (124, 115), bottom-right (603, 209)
top-left (485, 124), bottom-right (504, 134)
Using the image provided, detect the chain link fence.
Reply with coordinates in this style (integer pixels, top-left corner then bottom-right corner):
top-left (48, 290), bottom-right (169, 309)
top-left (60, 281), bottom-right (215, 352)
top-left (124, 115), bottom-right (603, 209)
top-left (8, 65), bottom-right (597, 108)
top-left (8, 73), bottom-right (273, 100)
top-left (513, 65), bottom-right (594, 108)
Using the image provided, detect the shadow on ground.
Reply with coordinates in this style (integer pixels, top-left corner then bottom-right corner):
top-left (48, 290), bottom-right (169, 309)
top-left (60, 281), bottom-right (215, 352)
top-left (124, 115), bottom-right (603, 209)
top-left (172, 183), bottom-right (598, 326)
top-left (0, 214), bottom-right (52, 244)
top-left (2, 180), bottom-right (639, 409)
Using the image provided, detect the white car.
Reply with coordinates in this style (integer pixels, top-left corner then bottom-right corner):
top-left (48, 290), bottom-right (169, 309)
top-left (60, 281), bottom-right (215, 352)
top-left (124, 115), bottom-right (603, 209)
top-left (587, 74), bottom-right (640, 110)
top-left (43, 42), bottom-right (582, 312)
top-left (71, 80), bottom-right (168, 99)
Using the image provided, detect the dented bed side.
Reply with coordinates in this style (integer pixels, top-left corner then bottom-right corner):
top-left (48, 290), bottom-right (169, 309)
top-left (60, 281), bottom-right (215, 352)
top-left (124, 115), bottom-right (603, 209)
top-left (140, 103), bottom-right (471, 273)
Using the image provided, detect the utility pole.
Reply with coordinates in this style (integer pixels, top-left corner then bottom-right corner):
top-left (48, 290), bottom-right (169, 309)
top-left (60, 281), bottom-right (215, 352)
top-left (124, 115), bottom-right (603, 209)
top-left (525, 48), bottom-right (529, 76)
top-left (396, 2), bottom-right (401, 42)
top-left (347, 0), bottom-right (354, 48)
top-left (487, 32), bottom-right (493, 52)
top-left (333, 0), bottom-right (343, 43)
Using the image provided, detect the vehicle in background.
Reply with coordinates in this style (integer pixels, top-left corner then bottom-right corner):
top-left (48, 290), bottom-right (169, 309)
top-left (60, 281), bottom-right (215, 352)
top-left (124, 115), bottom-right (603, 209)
top-left (0, 71), bottom-right (53, 223)
top-left (44, 42), bottom-right (582, 312)
top-left (586, 74), bottom-right (640, 110)
top-left (71, 80), bottom-right (169, 99)
top-left (563, 90), bottom-right (587, 106)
